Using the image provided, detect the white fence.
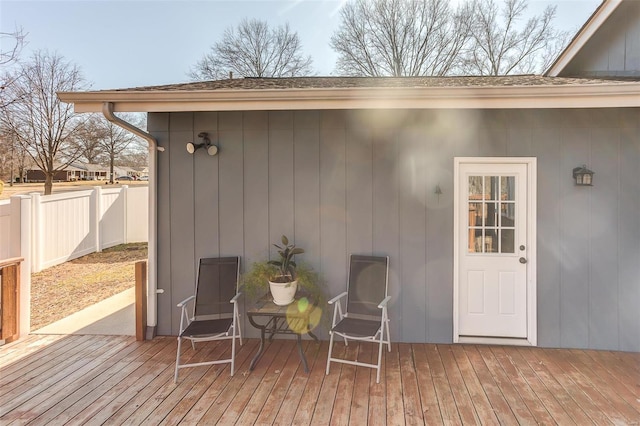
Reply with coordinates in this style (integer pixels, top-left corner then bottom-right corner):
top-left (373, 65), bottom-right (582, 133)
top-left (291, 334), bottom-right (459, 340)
top-left (1, 185), bottom-right (148, 273)
top-left (0, 185), bottom-right (148, 336)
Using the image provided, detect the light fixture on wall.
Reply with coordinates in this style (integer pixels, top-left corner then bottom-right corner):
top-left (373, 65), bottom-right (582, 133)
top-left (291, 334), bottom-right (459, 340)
top-left (186, 132), bottom-right (218, 156)
top-left (573, 165), bottom-right (594, 186)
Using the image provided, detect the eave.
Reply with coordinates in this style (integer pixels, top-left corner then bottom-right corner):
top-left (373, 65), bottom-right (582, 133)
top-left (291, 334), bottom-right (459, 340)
top-left (58, 83), bottom-right (640, 113)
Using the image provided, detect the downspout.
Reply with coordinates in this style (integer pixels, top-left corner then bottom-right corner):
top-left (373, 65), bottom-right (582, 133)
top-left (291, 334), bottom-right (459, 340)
top-left (102, 102), bottom-right (163, 339)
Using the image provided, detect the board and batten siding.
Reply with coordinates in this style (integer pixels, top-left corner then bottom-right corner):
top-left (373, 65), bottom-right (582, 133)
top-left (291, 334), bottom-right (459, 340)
top-left (562, 0), bottom-right (640, 77)
top-left (149, 108), bottom-right (640, 352)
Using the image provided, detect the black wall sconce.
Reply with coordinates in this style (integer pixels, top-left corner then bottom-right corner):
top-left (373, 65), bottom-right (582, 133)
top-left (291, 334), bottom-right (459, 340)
top-left (186, 132), bottom-right (218, 156)
top-left (573, 165), bottom-right (594, 186)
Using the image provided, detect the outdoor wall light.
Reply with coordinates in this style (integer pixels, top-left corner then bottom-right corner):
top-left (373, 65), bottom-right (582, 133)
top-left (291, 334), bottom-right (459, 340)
top-left (573, 165), bottom-right (594, 186)
top-left (186, 132), bottom-right (218, 156)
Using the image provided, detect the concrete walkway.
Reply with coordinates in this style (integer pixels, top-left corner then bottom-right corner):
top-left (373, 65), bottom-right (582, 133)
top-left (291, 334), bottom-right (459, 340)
top-left (33, 288), bottom-right (135, 336)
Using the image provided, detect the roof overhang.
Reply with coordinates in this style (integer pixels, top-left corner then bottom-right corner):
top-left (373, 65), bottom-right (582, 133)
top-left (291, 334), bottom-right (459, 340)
top-left (546, 0), bottom-right (622, 77)
top-left (58, 83), bottom-right (640, 113)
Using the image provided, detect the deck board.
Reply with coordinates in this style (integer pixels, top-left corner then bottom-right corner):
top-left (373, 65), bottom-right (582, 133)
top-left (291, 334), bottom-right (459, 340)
top-left (438, 344), bottom-right (479, 425)
top-left (463, 345), bottom-right (519, 424)
top-left (1, 335), bottom-right (638, 425)
top-left (501, 346), bottom-right (575, 425)
top-left (349, 341), bottom-right (372, 424)
top-left (425, 344), bottom-right (462, 425)
top-left (492, 346), bottom-right (556, 424)
top-left (329, 343), bottom-right (357, 426)
top-left (449, 345), bottom-right (498, 425)
top-left (31, 338), bottom-right (170, 425)
top-left (273, 340), bottom-right (323, 425)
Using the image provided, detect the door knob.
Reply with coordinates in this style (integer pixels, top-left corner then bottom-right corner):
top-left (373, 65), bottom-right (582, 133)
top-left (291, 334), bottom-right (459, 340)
top-left (519, 257), bottom-right (527, 264)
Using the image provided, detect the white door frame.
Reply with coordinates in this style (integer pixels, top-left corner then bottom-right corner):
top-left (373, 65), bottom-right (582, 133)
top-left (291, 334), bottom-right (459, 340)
top-left (453, 157), bottom-right (537, 346)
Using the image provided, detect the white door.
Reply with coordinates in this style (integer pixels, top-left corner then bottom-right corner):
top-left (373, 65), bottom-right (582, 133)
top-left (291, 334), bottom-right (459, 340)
top-left (455, 159), bottom-right (535, 340)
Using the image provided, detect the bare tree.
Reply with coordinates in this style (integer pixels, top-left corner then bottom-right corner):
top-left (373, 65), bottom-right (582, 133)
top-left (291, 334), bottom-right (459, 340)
top-left (462, 0), bottom-right (570, 75)
top-left (1, 26), bottom-right (27, 108)
top-left (189, 18), bottom-right (313, 80)
top-left (73, 114), bottom-right (108, 164)
top-left (0, 50), bottom-right (88, 194)
top-left (0, 26), bottom-right (26, 67)
top-left (0, 130), bottom-right (27, 184)
top-left (97, 113), bottom-right (143, 183)
top-left (330, 0), bottom-right (474, 77)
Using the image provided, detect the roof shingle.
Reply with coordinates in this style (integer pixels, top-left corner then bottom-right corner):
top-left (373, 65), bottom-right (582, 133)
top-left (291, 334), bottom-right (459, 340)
top-left (109, 75), bottom-right (639, 92)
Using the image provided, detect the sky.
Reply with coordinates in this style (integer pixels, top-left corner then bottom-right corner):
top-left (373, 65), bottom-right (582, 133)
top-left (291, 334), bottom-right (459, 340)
top-left (1, 0), bottom-right (602, 91)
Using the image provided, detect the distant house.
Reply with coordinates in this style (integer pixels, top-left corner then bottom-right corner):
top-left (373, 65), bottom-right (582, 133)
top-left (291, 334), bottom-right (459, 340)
top-left (26, 163), bottom-right (84, 182)
top-left (59, 0), bottom-right (639, 352)
top-left (82, 163), bottom-right (109, 180)
top-left (25, 162), bottom-right (110, 182)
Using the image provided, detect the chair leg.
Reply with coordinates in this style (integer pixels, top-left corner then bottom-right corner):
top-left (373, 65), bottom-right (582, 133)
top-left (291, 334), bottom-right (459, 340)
top-left (174, 336), bottom-right (182, 383)
top-left (230, 330), bottom-right (236, 377)
top-left (385, 319), bottom-right (391, 352)
top-left (326, 331), bottom-right (336, 376)
top-left (376, 333), bottom-right (384, 383)
top-left (237, 314), bottom-right (243, 346)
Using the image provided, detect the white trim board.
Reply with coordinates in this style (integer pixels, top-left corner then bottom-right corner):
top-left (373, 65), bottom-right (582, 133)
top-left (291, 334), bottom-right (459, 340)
top-left (59, 82), bottom-right (640, 113)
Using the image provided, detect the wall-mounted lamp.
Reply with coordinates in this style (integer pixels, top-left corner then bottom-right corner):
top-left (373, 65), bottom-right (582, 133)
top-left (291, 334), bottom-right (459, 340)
top-left (572, 165), bottom-right (594, 186)
top-left (186, 132), bottom-right (218, 156)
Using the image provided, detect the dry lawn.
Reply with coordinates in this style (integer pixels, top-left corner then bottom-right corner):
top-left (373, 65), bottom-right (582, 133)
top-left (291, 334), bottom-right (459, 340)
top-left (0, 180), bottom-right (148, 200)
top-left (30, 243), bottom-right (148, 331)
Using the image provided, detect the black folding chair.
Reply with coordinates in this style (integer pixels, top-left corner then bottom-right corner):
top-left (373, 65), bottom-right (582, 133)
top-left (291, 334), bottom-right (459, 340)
top-left (174, 256), bottom-right (242, 382)
top-left (325, 255), bottom-right (390, 383)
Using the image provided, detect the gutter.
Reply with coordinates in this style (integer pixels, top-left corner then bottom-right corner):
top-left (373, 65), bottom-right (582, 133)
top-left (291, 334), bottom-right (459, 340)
top-left (102, 102), bottom-right (162, 339)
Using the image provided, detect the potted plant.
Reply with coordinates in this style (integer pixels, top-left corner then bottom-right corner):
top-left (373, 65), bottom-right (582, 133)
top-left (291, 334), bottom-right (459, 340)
top-left (243, 235), bottom-right (325, 306)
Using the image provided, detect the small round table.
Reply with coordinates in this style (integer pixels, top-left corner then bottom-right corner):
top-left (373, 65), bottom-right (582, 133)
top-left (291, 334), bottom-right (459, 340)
top-left (247, 293), bottom-right (320, 373)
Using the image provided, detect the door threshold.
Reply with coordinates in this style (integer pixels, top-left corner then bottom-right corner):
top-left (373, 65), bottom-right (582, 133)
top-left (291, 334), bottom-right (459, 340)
top-left (457, 336), bottom-right (535, 346)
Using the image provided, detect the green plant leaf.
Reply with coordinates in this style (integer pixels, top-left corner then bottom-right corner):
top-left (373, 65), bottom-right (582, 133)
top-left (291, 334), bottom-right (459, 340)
top-left (281, 235), bottom-right (289, 245)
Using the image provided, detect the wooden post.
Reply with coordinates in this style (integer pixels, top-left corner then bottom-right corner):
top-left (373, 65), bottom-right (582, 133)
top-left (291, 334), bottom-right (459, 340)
top-left (135, 260), bottom-right (147, 341)
top-left (1, 257), bottom-right (23, 344)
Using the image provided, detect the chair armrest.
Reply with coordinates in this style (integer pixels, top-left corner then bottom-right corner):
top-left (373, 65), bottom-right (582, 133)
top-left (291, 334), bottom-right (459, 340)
top-left (328, 292), bottom-right (348, 305)
top-left (230, 292), bottom-right (242, 303)
top-left (176, 295), bottom-right (196, 308)
top-left (378, 296), bottom-right (391, 309)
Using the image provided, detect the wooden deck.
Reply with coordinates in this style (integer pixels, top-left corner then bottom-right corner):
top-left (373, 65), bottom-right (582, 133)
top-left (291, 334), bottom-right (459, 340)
top-left (1, 335), bottom-right (639, 425)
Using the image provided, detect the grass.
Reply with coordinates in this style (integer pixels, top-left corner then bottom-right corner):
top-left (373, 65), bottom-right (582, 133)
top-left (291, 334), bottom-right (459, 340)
top-left (30, 242), bottom-right (148, 331)
top-left (0, 180), bottom-right (148, 200)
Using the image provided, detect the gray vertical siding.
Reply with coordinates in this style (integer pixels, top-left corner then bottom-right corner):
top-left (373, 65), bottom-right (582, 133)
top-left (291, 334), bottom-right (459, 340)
top-left (562, 1), bottom-right (640, 77)
top-left (150, 108), bottom-right (640, 352)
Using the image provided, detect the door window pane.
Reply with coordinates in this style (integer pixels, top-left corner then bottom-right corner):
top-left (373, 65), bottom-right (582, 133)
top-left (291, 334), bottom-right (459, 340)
top-left (485, 203), bottom-right (498, 227)
top-left (501, 203), bottom-right (515, 227)
top-left (467, 174), bottom-right (518, 254)
top-left (501, 176), bottom-right (515, 200)
top-left (501, 229), bottom-right (515, 253)
top-left (469, 176), bottom-right (483, 198)
top-left (470, 229), bottom-right (483, 253)
top-left (469, 203), bottom-right (483, 227)
top-left (486, 177), bottom-right (499, 200)
top-left (484, 229), bottom-right (498, 253)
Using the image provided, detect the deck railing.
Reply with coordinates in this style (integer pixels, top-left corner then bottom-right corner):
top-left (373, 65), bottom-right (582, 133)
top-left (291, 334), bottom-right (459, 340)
top-left (0, 257), bottom-right (23, 344)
